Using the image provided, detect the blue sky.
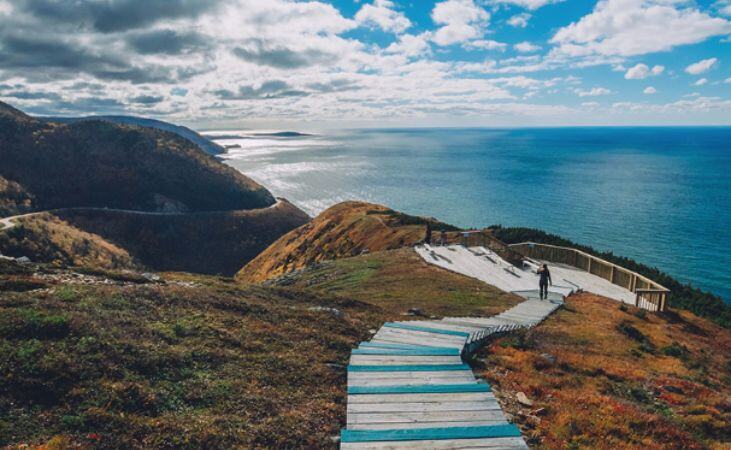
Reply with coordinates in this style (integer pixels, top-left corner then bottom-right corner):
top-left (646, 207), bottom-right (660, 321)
top-left (0, 0), bottom-right (730, 127)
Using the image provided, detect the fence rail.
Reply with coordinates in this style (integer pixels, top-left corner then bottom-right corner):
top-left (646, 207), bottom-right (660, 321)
top-left (507, 242), bottom-right (670, 312)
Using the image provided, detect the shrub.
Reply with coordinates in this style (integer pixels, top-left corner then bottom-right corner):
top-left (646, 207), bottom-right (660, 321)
top-left (662, 342), bottom-right (689, 360)
top-left (0, 309), bottom-right (71, 339)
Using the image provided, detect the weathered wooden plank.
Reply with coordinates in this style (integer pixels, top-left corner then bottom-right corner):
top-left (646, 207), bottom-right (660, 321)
top-left (373, 329), bottom-right (466, 349)
top-left (348, 376), bottom-right (477, 387)
top-left (385, 322), bottom-right (471, 337)
top-left (348, 400), bottom-right (502, 413)
top-left (349, 355), bottom-right (464, 365)
top-left (348, 392), bottom-right (495, 404)
top-left (348, 383), bottom-right (490, 395)
top-left (341, 436), bottom-right (529, 449)
top-left (375, 328), bottom-right (467, 345)
top-left (351, 348), bottom-right (461, 356)
top-left (347, 410), bottom-right (508, 425)
top-left (349, 371), bottom-right (474, 380)
top-left (348, 364), bottom-right (470, 372)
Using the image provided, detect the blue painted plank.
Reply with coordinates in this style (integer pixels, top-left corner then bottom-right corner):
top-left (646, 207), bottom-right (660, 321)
top-left (341, 424), bottom-right (522, 443)
top-left (351, 348), bottom-right (461, 356)
top-left (348, 364), bottom-right (470, 372)
top-left (384, 322), bottom-right (471, 337)
top-left (348, 383), bottom-right (490, 395)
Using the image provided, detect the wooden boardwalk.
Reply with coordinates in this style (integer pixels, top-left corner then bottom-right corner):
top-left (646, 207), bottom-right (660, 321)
top-left (341, 296), bottom-right (563, 449)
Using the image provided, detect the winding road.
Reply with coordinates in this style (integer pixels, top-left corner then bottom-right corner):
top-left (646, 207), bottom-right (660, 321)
top-left (0, 199), bottom-right (286, 232)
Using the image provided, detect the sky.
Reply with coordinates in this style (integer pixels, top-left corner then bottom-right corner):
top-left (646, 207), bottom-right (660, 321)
top-left (0, 0), bottom-right (730, 128)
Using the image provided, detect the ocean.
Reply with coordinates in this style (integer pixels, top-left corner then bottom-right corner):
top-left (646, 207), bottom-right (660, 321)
top-left (211, 127), bottom-right (731, 302)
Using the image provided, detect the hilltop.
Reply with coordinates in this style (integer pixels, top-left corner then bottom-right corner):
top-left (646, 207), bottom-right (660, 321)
top-left (0, 101), bottom-right (309, 274)
top-left (47, 115), bottom-right (225, 156)
top-left (236, 201), bottom-right (459, 283)
top-left (0, 101), bottom-right (273, 215)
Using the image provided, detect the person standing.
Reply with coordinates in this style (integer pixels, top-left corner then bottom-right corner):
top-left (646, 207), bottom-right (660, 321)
top-left (537, 263), bottom-right (552, 300)
top-left (425, 222), bottom-right (432, 245)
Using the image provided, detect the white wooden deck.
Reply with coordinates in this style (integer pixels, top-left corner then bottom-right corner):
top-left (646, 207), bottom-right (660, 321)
top-left (415, 244), bottom-right (637, 305)
top-left (340, 271), bottom-right (564, 448)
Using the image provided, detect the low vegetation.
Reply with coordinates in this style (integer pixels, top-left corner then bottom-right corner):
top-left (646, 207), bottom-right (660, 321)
top-left (0, 261), bottom-right (384, 448)
top-left (54, 200), bottom-right (310, 275)
top-left (476, 292), bottom-right (731, 449)
top-left (269, 248), bottom-right (523, 317)
top-left (0, 246), bottom-right (523, 448)
top-left (237, 201), bottom-right (457, 283)
top-left (488, 225), bottom-right (731, 328)
top-left (0, 214), bottom-right (140, 271)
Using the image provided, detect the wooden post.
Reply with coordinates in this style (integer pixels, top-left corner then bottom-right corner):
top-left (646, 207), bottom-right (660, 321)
top-left (610, 265), bottom-right (616, 284)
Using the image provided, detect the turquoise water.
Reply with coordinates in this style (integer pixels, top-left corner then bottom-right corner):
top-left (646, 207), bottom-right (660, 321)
top-left (215, 128), bottom-right (731, 301)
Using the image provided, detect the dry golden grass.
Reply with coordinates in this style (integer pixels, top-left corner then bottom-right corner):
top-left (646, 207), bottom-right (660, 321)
top-left (0, 214), bottom-right (140, 271)
top-left (237, 201), bottom-right (453, 283)
top-left (475, 292), bottom-right (731, 449)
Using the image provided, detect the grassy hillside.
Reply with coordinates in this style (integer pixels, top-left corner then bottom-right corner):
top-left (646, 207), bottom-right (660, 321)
top-left (0, 176), bottom-right (35, 217)
top-left (0, 101), bottom-right (273, 215)
top-left (488, 226), bottom-right (731, 329)
top-left (0, 201), bottom-right (309, 276)
top-left (0, 247), bottom-right (520, 448)
top-left (269, 248), bottom-right (523, 317)
top-left (47, 115), bottom-right (225, 156)
top-left (0, 213), bottom-right (140, 271)
top-left (476, 292), bottom-right (731, 449)
top-left (237, 201), bottom-right (458, 283)
top-left (54, 200), bottom-right (310, 275)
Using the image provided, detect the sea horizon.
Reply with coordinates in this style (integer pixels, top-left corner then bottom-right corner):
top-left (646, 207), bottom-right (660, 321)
top-left (214, 126), bottom-right (731, 303)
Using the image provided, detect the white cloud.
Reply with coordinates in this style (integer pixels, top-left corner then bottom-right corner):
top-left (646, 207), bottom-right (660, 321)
top-left (624, 63), bottom-right (664, 79)
top-left (355, 0), bottom-right (411, 34)
top-left (385, 32), bottom-right (432, 57)
top-left (514, 41), bottom-right (541, 53)
top-left (716, 1), bottom-right (731, 16)
top-left (725, 77), bottom-right (731, 84)
top-left (464, 39), bottom-right (508, 51)
top-left (491, 0), bottom-right (565, 10)
top-left (431, 0), bottom-right (490, 46)
top-left (575, 87), bottom-right (611, 97)
top-left (507, 13), bottom-right (531, 28)
top-left (643, 86), bottom-right (657, 94)
top-left (685, 57), bottom-right (718, 75)
top-left (0, 0), bottom-right (12, 15)
top-left (694, 78), bottom-right (708, 86)
top-left (551, 0), bottom-right (731, 58)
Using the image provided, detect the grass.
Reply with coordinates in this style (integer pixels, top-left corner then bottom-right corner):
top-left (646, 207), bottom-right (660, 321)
top-left (0, 248), bottom-right (522, 447)
top-left (475, 292), bottom-right (731, 450)
top-left (272, 248), bottom-right (524, 317)
top-left (0, 268), bottom-right (387, 448)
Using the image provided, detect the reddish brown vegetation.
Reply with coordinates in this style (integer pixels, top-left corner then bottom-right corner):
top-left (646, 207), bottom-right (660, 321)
top-left (476, 292), bottom-right (731, 449)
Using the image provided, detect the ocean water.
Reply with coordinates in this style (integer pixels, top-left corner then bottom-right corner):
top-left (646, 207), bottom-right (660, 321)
top-left (212, 128), bottom-right (731, 302)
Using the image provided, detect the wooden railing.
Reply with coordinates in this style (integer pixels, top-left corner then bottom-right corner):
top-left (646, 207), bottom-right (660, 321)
top-left (507, 242), bottom-right (670, 312)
